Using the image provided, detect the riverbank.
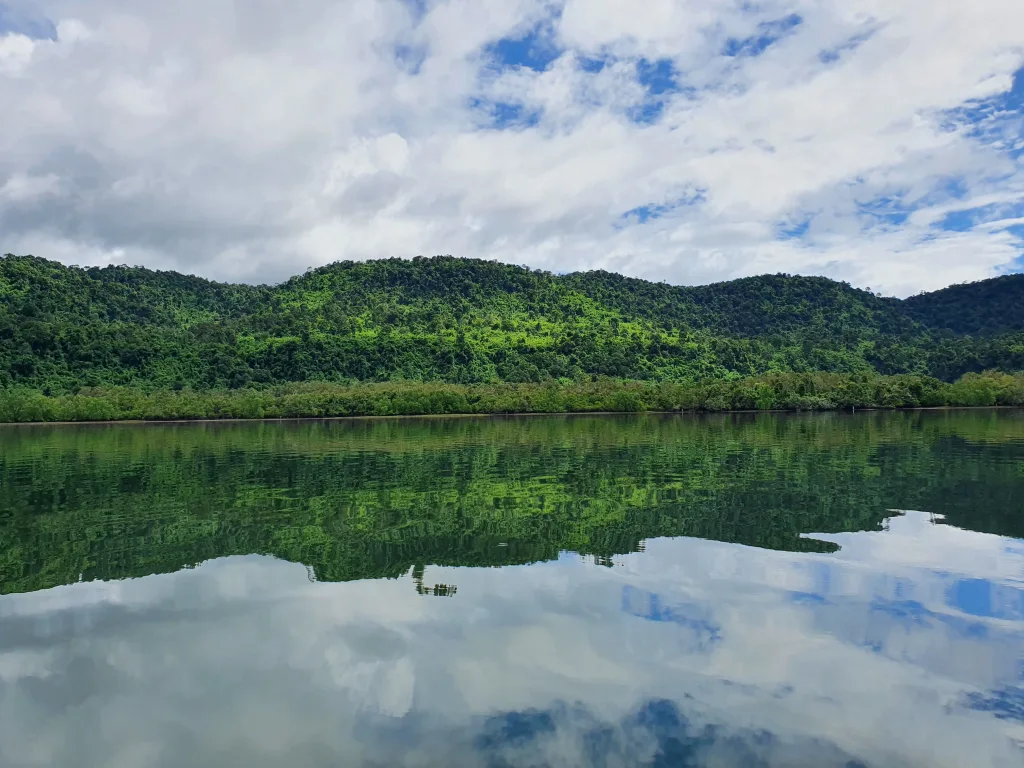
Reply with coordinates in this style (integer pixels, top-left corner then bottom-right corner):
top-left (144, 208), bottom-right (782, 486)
top-left (1, 372), bottom-right (1022, 424)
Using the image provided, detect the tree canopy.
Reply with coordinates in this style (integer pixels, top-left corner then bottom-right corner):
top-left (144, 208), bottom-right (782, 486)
top-left (2, 253), bottom-right (1022, 393)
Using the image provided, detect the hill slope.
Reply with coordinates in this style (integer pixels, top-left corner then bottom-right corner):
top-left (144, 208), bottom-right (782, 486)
top-left (1, 253), bottom-right (1022, 391)
top-left (904, 274), bottom-right (1024, 336)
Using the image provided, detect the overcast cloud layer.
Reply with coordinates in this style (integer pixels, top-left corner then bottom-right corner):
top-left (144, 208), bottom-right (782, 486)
top-left (1, 0), bottom-right (1023, 295)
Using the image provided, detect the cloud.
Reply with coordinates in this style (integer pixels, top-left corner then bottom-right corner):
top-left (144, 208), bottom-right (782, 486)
top-left (0, 171), bottom-right (59, 200)
top-left (0, 31), bottom-right (34, 74)
top-left (0, 0), bottom-right (1022, 294)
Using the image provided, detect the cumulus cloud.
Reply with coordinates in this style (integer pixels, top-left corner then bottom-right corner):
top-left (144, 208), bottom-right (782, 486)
top-left (0, 0), bottom-right (1022, 294)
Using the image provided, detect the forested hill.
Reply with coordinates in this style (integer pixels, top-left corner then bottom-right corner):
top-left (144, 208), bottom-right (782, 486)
top-left (1, 253), bottom-right (1022, 392)
top-left (904, 273), bottom-right (1024, 337)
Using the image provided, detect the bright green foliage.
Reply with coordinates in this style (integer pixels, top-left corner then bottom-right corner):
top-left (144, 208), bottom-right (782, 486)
top-left (1, 411), bottom-right (1022, 594)
top-left (2, 253), bottom-right (1023, 395)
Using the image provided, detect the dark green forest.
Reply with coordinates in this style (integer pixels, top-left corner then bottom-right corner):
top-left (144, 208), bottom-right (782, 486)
top-left (2, 253), bottom-right (1023, 419)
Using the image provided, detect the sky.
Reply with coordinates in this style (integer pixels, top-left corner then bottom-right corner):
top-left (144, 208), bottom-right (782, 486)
top-left (0, 0), bottom-right (1023, 296)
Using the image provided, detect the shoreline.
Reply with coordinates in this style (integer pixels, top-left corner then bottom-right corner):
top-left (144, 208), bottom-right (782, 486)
top-left (3, 373), bottom-right (1020, 426)
top-left (1, 404), bottom-right (1019, 428)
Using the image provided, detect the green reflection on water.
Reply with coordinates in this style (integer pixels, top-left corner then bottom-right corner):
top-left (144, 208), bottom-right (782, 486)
top-left (1, 410), bottom-right (1022, 595)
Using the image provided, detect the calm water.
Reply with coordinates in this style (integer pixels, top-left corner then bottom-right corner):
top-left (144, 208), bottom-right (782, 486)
top-left (0, 411), bottom-right (1022, 767)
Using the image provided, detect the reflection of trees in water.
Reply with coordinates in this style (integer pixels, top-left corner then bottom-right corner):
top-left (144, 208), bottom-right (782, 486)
top-left (1, 411), bottom-right (1022, 595)
top-left (411, 564), bottom-right (457, 597)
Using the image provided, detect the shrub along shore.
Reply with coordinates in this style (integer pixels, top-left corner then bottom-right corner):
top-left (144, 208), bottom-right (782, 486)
top-left (0, 371), bottom-right (1021, 423)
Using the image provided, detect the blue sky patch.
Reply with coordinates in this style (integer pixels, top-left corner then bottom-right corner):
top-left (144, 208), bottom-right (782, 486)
top-left (858, 194), bottom-right (912, 227)
top-left (0, 2), bottom-right (57, 40)
top-left (934, 202), bottom-right (1023, 233)
top-left (818, 29), bottom-right (876, 64)
top-left (467, 97), bottom-right (541, 130)
top-left (941, 65), bottom-right (1024, 161)
top-left (618, 190), bottom-right (706, 226)
top-left (627, 102), bottom-right (666, 125)
top-left (626, 57), bottom-right (695, 124)
top-left (935, 206), bottom-right (990, 232)
top-left (614, 56), bottom-right (696, 124)
top-left (1003, 65), bottom-right (1024, 110)
top-left (484, 22), bottom-right (562, 72)
top-left (637, 57), bottom-right (679, 95)
top-left (723, 14), bottom-right (803, 57)
top-left (578, 52), bottom-right (612, 73)
top-left (1006, 225), bottom-right (1024, 257)
top-left (938, 176), bottom-right (970, 201)
top-left (777, 215), bottom-right (812, 239)
top-left (779, 174), bottom-right (985, 244)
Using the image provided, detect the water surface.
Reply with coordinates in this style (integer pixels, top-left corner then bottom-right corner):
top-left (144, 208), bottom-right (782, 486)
top-left (0, 412), bottom-right (1022, 767)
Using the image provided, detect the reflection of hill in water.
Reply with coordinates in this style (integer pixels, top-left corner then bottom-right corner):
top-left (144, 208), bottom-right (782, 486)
top-left (1, 410), bottom-right (1022, 595)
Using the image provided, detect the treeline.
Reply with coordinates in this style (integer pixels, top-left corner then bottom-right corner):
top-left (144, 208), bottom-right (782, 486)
top-left (3, 255), bottom-right (1024, 393)
top-left (0, 372), bottom-right (1021, 423)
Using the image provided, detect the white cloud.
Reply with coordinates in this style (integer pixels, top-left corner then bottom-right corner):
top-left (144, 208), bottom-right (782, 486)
top-left (0, 32), bottom-right (35, 74)
top-left (0, 0), bottom-right (1022, 294)
top-left (0, 171), bottom-right (60, 200)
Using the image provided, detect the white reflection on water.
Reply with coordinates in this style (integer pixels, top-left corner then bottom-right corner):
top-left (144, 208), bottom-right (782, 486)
top-left (0, 511), bottom-right (1021, 767)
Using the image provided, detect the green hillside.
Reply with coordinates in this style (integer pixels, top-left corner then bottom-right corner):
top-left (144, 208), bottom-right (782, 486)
top-left (904, 273), bottom-right (1024, 337)
top-left (1, 253), bottom-right (1023, 394)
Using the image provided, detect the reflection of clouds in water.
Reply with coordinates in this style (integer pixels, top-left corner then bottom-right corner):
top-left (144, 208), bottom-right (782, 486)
top-left (621, 587), bottom-right (722, 653)
top-left (610, 512), bottom-right (1024, 765)
top-left (967, 685), bottom-right (1024, 722)
top-left (0, 513), bottom-right (1021, 766)
top-left (371, 698), bottom-right (867, 768)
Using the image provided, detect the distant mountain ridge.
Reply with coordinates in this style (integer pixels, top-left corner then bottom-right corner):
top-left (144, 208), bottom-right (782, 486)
top-left (1, 253), bottom-right (1022, 391)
